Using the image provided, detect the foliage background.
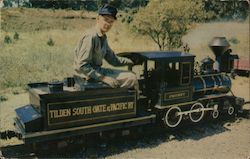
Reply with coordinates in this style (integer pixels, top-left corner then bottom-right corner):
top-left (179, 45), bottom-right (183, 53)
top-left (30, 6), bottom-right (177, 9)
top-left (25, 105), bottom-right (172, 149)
top-left (0, 0), bottom-right (249, 93)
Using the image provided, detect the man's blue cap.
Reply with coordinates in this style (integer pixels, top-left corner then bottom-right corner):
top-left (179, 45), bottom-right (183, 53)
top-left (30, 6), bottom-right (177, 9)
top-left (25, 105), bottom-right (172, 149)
top-left (98, 4), bottom-right (117, 20)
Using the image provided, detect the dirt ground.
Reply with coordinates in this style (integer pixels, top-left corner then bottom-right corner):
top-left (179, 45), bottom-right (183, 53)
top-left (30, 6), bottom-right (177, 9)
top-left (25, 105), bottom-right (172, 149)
top-left (0, 76), bottom-right (249, 159)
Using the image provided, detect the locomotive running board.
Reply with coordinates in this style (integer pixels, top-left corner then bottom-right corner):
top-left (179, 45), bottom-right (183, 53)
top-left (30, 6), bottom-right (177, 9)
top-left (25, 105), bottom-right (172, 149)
top-left (14, 114), bottom-right (156, 143)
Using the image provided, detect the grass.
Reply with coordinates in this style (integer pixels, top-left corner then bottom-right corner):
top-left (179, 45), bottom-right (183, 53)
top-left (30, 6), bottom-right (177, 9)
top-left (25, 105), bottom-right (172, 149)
top-left (0, 30), bottom-right (78, 88)
top-left (0, 8), bottom-right (249, 92)
top-left (0, 8), bottom-right (157, 92)
top-left (0, 8), bottom-right (96, 32)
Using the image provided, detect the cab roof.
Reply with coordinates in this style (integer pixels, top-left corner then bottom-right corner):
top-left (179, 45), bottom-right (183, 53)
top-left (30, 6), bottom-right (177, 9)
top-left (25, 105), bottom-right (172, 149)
top-left (118, 51), bottom-right (195, 64)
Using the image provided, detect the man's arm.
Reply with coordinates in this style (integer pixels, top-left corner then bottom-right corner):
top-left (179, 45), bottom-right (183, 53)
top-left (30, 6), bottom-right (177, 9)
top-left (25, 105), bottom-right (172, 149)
top-left (104, 43), bottom-right (134, 66)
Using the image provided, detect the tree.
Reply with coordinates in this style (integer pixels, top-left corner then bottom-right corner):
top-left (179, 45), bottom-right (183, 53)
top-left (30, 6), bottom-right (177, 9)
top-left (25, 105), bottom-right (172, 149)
top-left (120, 0), bottom-right (148, 9)
top-left (203, 0), bottom-right (249, 20)
top-left (97, 0), bottom-right (147, 9)
top-left (3, 0), bottom-right (13, 7)
top-left (97, 0), bottom-right (109, 8)
top-left (131, 0), bottom-right (211, 51)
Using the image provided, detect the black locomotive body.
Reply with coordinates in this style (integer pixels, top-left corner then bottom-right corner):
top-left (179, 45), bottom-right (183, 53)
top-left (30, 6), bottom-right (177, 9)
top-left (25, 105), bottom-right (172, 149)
top-left (6, 37), bottom-right (245, 144)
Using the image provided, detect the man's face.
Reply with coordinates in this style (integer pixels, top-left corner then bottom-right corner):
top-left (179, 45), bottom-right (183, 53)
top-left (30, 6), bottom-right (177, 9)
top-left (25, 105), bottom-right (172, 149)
top-left (97, 15), bottom-right (115, 33)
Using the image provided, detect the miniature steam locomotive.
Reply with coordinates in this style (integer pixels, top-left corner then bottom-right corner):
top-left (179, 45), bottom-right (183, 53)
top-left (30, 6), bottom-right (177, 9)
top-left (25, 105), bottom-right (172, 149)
top-left (0, 37), bottom-right (246, 144)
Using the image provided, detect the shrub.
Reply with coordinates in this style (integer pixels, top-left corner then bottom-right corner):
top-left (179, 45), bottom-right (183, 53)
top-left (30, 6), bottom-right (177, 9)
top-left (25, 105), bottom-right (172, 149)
top-left (12, 89), bottom-right (20, 95)
top-left (114, 37), bottom-right (119, 42)
top-left (121, 17), bottom-right (126, 23)
top-left (62, 25), bottom-right (67, 30)
top-left (4, 35), bottom-right (12, 44)
top-left (126, 16), bottom-right (133, 24)
top-left (0, 95), bottom-right (8, 102)
top-left (47, 38), bottom-right (55, 46)
top-left (13, 32), bottom-right (19, 40)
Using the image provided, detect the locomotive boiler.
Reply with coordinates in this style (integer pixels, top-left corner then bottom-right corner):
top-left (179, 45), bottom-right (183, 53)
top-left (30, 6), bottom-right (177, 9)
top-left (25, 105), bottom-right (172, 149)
top-left (0, 37), bottom-right (246, 145)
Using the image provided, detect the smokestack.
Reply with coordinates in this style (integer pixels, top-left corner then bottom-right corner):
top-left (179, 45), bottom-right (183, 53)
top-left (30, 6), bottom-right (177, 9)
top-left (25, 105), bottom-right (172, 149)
top-left (208, 37), bottom-right (238, 73)
top-left (209, 37), bottom-right (230, 58)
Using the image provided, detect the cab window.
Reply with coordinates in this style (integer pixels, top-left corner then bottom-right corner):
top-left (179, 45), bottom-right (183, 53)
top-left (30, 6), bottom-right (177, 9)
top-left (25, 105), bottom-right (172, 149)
top-left (181, 62), bottom-right (191, 85)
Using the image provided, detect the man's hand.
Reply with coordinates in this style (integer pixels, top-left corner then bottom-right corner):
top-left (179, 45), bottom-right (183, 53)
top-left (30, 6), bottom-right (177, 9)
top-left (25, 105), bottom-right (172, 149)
top-left (101, 76), bottom-right (120, 88)
top-left (128, 63), bottom-right (134, 71)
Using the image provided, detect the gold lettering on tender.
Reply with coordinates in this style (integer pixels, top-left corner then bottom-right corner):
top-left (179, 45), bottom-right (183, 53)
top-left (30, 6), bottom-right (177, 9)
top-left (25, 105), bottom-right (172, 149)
top-left (49, 109), bottom-right (71, 119)
top-left (122, 102), bottom-right (127, 109)
top-left (92, 104), bottom-right (107, 113)
top-left (72, 106), bottom-right (92, 116)
top-left (103, 104), bottom-right (107, 112)
top-left (117, 103), bottom-right (123, 110)
top-left (49, 110), bottom-right (54, 118)
top-left (50, 101), bottom-right (136, 118)
top-left (107, 105), bottom-right (111, 112)
top-left (110, 103), bottom-right (116, 111)
top-left (109, 102), bottom-right (127, 111)
top-left (128, 102), bottom-right (134, 109)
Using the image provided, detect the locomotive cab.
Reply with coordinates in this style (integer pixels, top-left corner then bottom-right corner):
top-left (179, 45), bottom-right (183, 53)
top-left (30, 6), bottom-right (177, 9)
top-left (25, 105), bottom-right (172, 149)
top-left (118, 51), bottom-right (195, 108)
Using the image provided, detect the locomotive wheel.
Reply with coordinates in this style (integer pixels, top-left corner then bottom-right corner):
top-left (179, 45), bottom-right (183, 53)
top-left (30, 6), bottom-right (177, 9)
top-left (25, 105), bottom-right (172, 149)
top-left (189, 102), bottom-right (205, 123)
top-left (164, 107), bottom-right (182, 128)
top-left (227, 106), bottom-right (235, 116)
top-left (212, 110), bottom-right (219, 119)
